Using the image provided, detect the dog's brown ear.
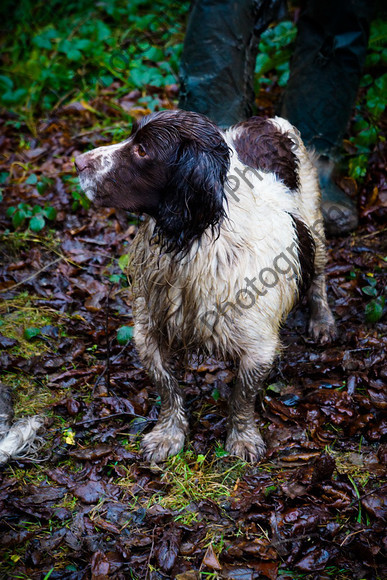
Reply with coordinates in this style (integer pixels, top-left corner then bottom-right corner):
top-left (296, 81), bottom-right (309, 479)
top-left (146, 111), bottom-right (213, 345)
top-left (154, 139), bottom-right (230, 255)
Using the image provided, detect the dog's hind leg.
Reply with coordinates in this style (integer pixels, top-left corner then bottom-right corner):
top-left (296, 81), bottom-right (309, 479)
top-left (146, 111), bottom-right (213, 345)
top-left (308, 219), bottom-right (337, 345)
top-left (135, 325), bottom-right (188, 463)
top-left (308, 271), bottom-right (337, 345)
top-left (226, 347), bottom-right (276, 463)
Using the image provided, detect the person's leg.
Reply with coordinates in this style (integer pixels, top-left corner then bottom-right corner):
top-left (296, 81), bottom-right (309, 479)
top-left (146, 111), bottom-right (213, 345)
top-left (179, 0), bottom-right (285, 128)
top-left (280, 0), bottom-right (375, 235)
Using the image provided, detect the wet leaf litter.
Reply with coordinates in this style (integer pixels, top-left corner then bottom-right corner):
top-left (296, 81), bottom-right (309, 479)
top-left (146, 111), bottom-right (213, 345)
top-left (0, 76), bottom-right (386, 580)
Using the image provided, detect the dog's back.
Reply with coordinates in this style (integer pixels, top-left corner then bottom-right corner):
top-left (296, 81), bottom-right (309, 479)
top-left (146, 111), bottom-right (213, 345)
top-left (132, 116), bottom-right (318, 363)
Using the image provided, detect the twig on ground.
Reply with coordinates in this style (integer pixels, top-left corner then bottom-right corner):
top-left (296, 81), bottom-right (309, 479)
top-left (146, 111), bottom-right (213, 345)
top-left (354, 227), bottom-right (387, 239)
top-left (344, 482), bottom-right (387, 510)
top-left (0, 257), bottom-right (62, 293)
top-left (145, 526), bottom-right (156, 580)
top-left (73, 411), bottom-right (153, 427)
top-left (92, 340), bottom-right (130, 392)
top-left (105, 285), bottom-right (113, 392)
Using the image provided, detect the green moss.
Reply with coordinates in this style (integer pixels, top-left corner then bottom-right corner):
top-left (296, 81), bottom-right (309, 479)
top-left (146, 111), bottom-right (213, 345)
top-left (2, 372), bottom-right (54, 417)
top-left (0, 292), bottom-right (63, 358)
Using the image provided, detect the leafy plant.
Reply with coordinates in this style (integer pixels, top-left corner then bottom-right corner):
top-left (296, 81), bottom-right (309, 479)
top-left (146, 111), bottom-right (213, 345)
top-left (255, 20), bottom-right (297, 88)
top-left (117, 325), bottom-right (134, 344)
top-left (62, 175), bottom-right (90, 210)
top-left (118, 253), bottom-right (130, 272)
top-left (6, 203), bottom-right (57, 231)
top-left (362, 274), bottom-right (385, 323)
top-left (0, 171), bottom-right (8, 202)
top-left (24, 327), bottom-right (42, 340)
top-left (346, 19), bottom-right (387, 181)
top-left (0, 0), bottom-right (189, 125)
top-left (107, 253), bottom-right (131, 286)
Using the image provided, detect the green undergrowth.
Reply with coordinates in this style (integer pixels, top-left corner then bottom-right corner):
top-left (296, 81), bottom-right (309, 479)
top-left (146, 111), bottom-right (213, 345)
top-left (0, 0), bottom-right (189, 131)
top-left (148, 451), bottom-right (247, 524)
top-left (1, 293), bottom-right (58, 356)
top-left (0, 231), bottom-right (61, 262)
top-left (113, 448), bottom-right (248, 526)
top-left (2, 372), bottom-right (53, 418)
top-left (255, 19), bottom-right (297, 88)
top-left (0, 292), bottom-right (71, 418)
top-left (255, 16), bottom-right (387, 182)
top-left (6, 463), bottom-right (48, 488)
top-left (1, 2), bottom-right (384, 177)
top-left (0, 482), bottom-right (79, 578)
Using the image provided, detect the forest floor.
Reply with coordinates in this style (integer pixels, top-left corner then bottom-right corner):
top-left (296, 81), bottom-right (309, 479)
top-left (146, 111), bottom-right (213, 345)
top-left (0, 41), bottom-right (386, 580)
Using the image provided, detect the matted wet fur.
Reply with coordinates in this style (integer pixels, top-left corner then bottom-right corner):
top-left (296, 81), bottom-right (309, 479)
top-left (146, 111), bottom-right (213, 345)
top-left (75, 109), bottom-right (336, 463)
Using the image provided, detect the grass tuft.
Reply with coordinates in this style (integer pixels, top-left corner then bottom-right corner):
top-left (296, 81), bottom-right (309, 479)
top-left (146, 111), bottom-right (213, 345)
top-left (147, 450), bottom-right (247, 524)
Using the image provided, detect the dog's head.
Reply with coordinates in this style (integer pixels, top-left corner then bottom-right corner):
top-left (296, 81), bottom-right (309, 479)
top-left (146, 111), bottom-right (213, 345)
top-left (75, 109), bottom-right (230, 253)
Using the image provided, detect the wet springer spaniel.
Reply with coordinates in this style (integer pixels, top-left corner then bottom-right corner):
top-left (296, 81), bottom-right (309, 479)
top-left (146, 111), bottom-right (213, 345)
top-left (75, 110), bottom-right (336, 463)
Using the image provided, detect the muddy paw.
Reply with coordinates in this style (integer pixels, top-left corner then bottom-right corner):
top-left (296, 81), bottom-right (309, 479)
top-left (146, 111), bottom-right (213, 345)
top-left (309, 314), bottom-right (337, 345)
top-left (225, 429), bottom-right (266, 463)
top-left (141, 426), bottom-right (185, 463)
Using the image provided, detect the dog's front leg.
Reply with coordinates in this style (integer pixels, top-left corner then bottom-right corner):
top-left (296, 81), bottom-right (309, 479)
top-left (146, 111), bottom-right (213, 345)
top-left (141, 365), bottom-right (188, 462)
top-left (226, 354), bottom-right (272, 462)
top-left (135, 324), bottom-right (188, 462)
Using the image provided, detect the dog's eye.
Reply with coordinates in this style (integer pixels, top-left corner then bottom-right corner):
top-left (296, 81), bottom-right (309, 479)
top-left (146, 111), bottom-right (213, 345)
top-left (137, 144), bottom-right (147, 157)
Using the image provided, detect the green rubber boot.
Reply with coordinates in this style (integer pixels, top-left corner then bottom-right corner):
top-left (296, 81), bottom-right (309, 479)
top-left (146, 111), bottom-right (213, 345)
top-left (179, 0), bottom-right (285, 128)
top-left (315, 156), bottom-right (358, 237)
top-left (279, 0), bottom-right (375, 235)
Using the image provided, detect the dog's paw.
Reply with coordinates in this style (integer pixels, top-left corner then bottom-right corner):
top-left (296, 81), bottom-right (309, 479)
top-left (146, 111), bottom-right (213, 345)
top-left (309, 313), bottom-right (337, 345)
top-left (225, 429), bottom-right (266, 463)
top-left (141, 425), bottom-right (185, 463)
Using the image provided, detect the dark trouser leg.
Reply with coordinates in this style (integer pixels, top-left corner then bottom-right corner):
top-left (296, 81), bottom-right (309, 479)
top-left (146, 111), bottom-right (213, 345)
top-left (179, 0), bottom-right (285, 127)
top-left (280, 0), bottom-right (374, 154)
top-left (280, 0), bottom-right (375, 235)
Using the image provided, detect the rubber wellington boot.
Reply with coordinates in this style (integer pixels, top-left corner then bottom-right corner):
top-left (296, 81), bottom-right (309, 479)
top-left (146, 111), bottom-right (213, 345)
top-left (179, 0), bottom-right (286, 128)
top-left (279, 0), bottom-right (375, 234)
top-left (315, 156), bottom-right (358, 237)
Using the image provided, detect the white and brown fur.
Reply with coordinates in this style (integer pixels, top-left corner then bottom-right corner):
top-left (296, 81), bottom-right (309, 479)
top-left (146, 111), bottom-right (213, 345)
top-left (75, 109), bottom-right (336, 463)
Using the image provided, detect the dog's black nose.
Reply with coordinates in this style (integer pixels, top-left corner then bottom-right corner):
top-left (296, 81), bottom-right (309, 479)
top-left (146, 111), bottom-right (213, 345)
top-left (74, 155), bottom-right (90, 172)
